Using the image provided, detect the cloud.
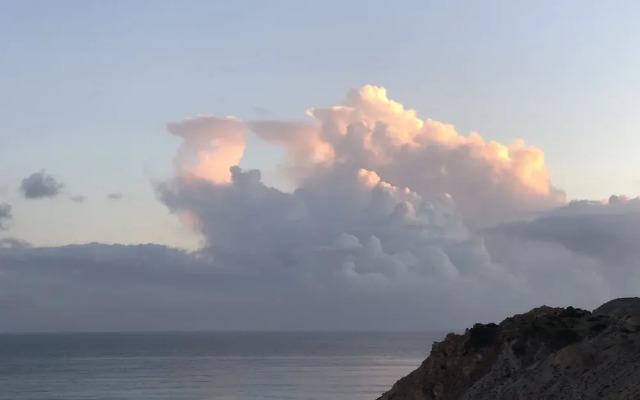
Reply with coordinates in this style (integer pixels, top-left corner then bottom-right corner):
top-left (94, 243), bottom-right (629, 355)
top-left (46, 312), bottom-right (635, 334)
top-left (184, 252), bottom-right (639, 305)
top-left (156, 163), bottom-right (623, 331)
top-left (487, 195), bottom-right (640, 293)
top-left (0, 203), bottom-right (11, 229)
top-left (20, 171), bottom-right (64, 199)
top-left (107, 193), bottom-right (123, 200)
top-left (2, 85), bottom-right (638, 332)
top-left (152, 85), bottom-right (634, 330)
top-left (491, 195), bottom-right (640, 261)
top-left (0, 237), bottom-right (30, 249)
top-left (69, 195), bottom-right (87, 203)
top-left (2, 189), bottom-right (636, 331)
top-left (168, 116), bottom-right (247, 184)
top-left (248, 85), bottom-right (565, 227)
top-left (0, 244), bottom-right (223, 332)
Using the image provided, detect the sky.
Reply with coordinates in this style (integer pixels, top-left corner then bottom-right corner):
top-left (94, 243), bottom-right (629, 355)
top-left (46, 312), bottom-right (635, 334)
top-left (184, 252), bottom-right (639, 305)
top-left (1, 1), bottom-right (640, 332)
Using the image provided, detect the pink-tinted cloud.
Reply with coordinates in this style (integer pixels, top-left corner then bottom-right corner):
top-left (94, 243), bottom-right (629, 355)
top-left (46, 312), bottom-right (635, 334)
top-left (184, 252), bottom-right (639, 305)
top-left (168, 116), bottom-right (247, 184)
top-left (248, 85), bottom-right (565, 227)
top-left (153, 86), bottom-right (640, 331)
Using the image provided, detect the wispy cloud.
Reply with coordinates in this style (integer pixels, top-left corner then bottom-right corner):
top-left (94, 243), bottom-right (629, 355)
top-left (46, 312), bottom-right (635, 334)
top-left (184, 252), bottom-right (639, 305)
top-left (252, 106), bottom-right (272, 117)
top-left (69, 195), bottom-right (87, 203)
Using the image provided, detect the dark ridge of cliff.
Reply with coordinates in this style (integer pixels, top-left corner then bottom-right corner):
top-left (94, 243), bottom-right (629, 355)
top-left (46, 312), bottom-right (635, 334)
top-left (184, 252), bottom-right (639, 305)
top-left (376, 298), bottom-right (640, 400)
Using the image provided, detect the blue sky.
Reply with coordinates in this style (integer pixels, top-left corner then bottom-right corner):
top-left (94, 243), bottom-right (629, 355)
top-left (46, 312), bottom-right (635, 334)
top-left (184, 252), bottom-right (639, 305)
top-left (2, 0), bottom-right (640, 248)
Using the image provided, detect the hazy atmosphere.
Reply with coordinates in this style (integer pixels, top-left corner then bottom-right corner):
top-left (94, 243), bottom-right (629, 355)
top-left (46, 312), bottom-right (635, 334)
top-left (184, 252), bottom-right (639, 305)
top-left (2, 1), bottom-right (640, 332)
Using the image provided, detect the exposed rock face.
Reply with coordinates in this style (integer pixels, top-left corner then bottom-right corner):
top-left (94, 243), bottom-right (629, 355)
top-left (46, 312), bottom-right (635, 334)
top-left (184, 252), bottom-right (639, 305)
top-left (376, 298), bottom-right (640, 400)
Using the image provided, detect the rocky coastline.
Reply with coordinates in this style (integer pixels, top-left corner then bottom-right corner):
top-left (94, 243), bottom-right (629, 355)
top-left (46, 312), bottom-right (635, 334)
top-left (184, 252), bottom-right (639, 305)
top-left (376, 298), bottom-right (640, 400)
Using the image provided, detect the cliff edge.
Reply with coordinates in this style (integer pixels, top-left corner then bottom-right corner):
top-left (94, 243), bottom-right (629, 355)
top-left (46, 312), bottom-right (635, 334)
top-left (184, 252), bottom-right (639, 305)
top-left (376, 298), bottom-right (640, 400)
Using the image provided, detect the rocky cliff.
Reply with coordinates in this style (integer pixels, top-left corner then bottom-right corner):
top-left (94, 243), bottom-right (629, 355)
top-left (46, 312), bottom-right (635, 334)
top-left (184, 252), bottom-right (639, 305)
top-left (376, 298), bottom-right (640, 400)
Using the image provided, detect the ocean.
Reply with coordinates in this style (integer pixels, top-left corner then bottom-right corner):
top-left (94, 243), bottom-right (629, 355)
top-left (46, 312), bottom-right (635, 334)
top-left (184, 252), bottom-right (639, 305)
top-left (0, 331), bottom-right (442, 400)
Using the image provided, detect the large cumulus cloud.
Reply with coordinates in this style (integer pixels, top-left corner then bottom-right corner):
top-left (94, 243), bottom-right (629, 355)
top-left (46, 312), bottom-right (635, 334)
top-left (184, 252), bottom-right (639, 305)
top-left (249, 86), bottom-right (565, 227)
top-left (150, 85), bottom-right (632, 330)
top-left (155, 167), bottom-right (614, 331)
top-left (1, 85), bottom-right (637, 332)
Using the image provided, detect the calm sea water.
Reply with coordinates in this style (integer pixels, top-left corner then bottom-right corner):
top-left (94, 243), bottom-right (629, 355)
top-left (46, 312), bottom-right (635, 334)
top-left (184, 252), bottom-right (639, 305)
top-left (0, 332), bottom-right (442, 400)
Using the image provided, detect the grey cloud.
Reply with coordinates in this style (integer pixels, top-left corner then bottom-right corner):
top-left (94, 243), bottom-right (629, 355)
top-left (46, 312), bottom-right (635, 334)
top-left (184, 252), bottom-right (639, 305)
top-left (3, 243), bottom-right (440, 332)
top-left (0, 242), bottom-right (517, 332)
top-left (2, 187), bottom-right (638, 332)
top-left (69, 195), bottom-right (87, 203)
top-left (0, 203), bottom-right (12, 229)
top-left (3, 188), bottom-right (635, 332)
top-left (0, 244), bottom-right (228, 332)
top-left (0, 237), bottom-right (30, 249)
top-left (489, 196), bottom-right (640, 263)
top-left (154, 165), bottom-right (631, 332)
top-left (20, 171), bottom-right (64, 199)
top-left (107, 193), bottom-right (123, 200)
top-left (487, 196), bottom-right (640, 292)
